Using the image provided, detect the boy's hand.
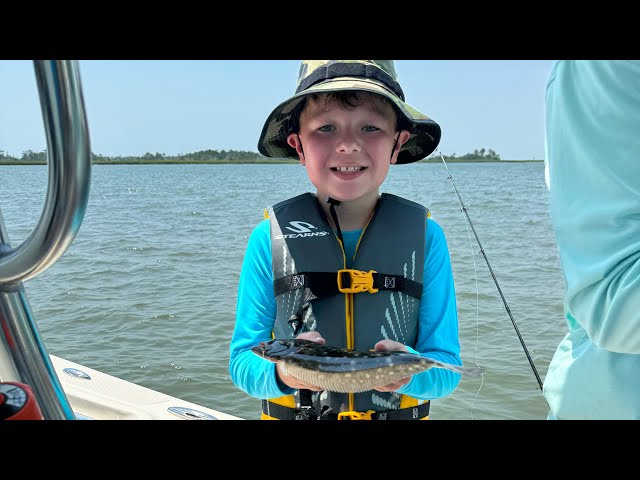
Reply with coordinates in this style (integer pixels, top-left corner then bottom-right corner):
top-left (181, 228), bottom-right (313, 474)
top-left (372, 339), bottom-right (411, 392)
top-left (296, 331), bottom-right (326, 345)
top-left (276, 331), bottom-right (326, 391)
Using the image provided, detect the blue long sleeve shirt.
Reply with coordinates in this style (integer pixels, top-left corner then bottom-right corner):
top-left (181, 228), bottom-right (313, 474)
top-left (543, 60), bottom-right (640, 419)
top-left (229, 215), bottom-right (462, 403)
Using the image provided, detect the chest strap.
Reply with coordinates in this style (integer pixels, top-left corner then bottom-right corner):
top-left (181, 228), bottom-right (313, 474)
top-left (261, 399), bottom-right (430, 420)
top-left (274, 269), bottom-right (422, 300)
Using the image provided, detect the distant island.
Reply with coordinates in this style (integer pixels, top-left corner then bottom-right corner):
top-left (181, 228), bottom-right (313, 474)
top-left (0, 147), bottom-right (542, 165)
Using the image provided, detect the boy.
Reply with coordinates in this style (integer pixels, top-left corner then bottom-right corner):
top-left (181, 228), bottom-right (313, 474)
top-left (229, 60), bottom-right (462, 420)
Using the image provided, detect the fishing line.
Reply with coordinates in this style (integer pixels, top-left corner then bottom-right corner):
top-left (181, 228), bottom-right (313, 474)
top-left (435, 149), bottom-right (484, 419)
top-left (435, 150), bottom-right (546, 403)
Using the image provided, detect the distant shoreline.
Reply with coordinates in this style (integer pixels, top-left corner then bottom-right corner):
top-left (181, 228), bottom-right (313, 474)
top-left (0, 159), bottom-right (543, 166)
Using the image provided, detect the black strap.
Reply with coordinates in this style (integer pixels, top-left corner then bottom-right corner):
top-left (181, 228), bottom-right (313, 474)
top-left (273, 271), bottom-right (422, 300)
top-left (296, 62), bottom-right (405, 101)
top-left (369, 402), bottom-right (430, 420)
top-left (326, 197), bottom-right (344, 246)
top-left (262, 399), bottom-right (430, 421)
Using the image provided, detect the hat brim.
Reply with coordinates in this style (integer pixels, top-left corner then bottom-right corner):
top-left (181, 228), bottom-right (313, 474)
top-left (258, 77), bottom-right (441, 165)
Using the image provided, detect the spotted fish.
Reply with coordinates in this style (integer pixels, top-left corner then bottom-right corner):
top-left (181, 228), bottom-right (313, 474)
top-left (251, 338), bottom-right (483, 393)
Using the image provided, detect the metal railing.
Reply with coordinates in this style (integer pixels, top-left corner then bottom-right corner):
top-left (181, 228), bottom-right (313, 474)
top-left (0, 60), bottom-right (92, 419)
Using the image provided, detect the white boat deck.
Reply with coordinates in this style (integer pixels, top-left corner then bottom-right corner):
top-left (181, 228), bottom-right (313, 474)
top-left (50, 355), bottom-right (243, 420)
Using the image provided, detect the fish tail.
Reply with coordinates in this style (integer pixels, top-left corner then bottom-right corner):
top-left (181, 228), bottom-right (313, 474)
top-left (434, 360), bottom-right (483, 377)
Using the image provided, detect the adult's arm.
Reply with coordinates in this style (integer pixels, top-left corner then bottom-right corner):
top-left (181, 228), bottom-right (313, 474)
top-left (544, 60), bottom-right (640, 354)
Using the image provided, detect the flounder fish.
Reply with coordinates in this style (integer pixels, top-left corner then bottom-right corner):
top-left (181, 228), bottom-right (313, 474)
top-left (251, 338), bottom-right (483, 393)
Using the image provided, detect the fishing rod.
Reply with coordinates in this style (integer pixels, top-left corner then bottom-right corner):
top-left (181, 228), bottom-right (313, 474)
top-left (437, 151), bottom-right (545, 393)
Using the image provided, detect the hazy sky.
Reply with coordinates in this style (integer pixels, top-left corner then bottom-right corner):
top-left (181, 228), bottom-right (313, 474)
top-left (0, 60), bottom-right (554, 160)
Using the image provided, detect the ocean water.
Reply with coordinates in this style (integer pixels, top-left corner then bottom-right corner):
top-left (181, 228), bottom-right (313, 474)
top-left (0, 162), bottom-right (566, 420)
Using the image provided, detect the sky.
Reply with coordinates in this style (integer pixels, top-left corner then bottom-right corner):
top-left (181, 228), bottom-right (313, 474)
top-left (0, 60), bottom-right (554, 161)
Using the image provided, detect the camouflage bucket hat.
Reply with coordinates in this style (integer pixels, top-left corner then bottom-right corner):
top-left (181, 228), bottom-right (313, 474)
top-left (258, 60), bottom-right (441, 164)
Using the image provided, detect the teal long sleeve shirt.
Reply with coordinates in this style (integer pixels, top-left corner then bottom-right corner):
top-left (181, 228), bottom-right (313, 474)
top-left (543, 60), bottom-right (640, 419)
top-left (229, 215), bottom-right (462, 403)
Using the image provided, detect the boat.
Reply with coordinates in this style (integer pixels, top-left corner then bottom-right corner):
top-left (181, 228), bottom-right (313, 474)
top-left (0, 60), bottom-right (242, 420)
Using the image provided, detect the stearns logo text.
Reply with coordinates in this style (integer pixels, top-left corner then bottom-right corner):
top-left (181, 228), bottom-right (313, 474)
top-left (274, 221), bottom-right (330, 239)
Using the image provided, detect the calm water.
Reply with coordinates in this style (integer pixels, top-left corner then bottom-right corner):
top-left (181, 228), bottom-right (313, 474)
top-left (0, 162), bottom-right (566, 420)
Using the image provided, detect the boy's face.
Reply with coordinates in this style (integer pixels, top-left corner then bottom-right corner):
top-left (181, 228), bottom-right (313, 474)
top-left (287, 93), bottom-right (410, 204)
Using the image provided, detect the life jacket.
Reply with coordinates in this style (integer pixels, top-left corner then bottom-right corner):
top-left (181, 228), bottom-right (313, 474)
top-left (262, 192), bottom-right (430, 420)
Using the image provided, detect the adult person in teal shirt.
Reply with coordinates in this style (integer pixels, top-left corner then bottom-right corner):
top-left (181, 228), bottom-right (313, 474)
top-left (543, 60), bottom-right (640, 419)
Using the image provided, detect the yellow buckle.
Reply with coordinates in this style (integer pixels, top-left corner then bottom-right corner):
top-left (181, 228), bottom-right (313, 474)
top-left (337, 269), bottom-right (378, 294)
top-left (337, 410), bottom-right (375, 420)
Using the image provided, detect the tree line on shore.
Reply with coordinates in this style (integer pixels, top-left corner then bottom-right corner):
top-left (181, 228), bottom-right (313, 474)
top-left (1, 147), bottom-right (506, 164)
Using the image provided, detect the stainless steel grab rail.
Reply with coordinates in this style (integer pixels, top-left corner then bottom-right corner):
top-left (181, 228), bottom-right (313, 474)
top-left (0, 60), bottom-right (91, 419)
top-left (0, 60), bottom-right (91, 282)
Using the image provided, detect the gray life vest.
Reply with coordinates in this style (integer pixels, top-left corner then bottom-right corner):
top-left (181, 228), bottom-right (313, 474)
top-left (267, 192), bottom-right (427, 416)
